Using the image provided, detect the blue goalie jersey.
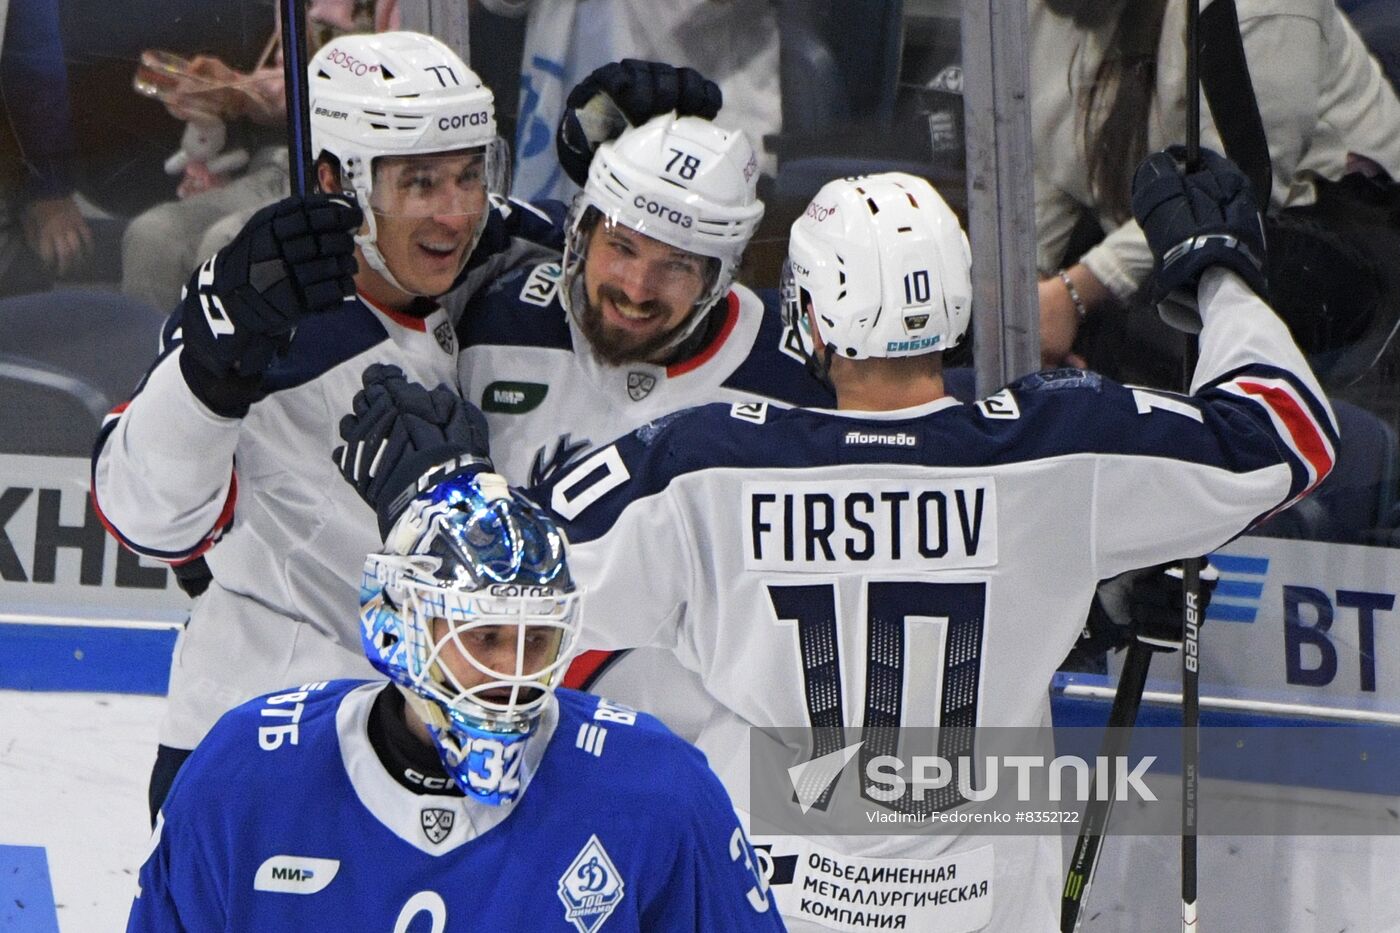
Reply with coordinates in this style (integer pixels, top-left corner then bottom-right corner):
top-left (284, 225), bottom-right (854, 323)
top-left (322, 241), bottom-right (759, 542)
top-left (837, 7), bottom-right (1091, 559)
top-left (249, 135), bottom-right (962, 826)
top-left (129, 681), bottom-right (783, 933)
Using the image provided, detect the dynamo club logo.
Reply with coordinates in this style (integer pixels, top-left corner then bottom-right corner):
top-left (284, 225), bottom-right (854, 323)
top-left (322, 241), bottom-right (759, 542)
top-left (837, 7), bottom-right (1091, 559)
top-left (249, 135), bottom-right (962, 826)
top-left (557, 834), bottom-right (626, 933)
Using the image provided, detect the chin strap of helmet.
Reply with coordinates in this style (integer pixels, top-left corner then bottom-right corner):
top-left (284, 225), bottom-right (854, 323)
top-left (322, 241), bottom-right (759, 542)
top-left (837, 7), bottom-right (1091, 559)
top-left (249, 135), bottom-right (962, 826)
top-left (651, 282), bottom-right (726, 360)
top-left (354, 206), bottom-right (417, 295)
top-left (809, 344), bottom-right (837, 393)
top-left (346, 172), bottom-right (493, 301)
top-left (791, 282), bottom-right (836, 391)
top-left (657, 294), bottom-right (728, 366)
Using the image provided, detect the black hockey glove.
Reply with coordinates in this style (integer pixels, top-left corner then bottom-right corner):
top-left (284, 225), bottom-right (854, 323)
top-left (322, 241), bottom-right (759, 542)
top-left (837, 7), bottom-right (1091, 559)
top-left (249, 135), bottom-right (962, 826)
top-left (334, 364), bottom-right (492, 537)
top-left (1131, 145), bottom-right (1269, 329)
top-left (1091, 560), bottom-right (1220, 653)
top-left (557, 59), bottom-right (722, 187)
top-left (179, 194), bottom-right (361, 417)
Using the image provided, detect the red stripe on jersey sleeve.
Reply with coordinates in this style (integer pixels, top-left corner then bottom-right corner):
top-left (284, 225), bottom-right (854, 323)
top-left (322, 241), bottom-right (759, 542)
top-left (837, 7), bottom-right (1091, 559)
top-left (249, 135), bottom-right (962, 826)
top-left (564, 650), bottom-right (619, 691)
top-left (1236, 380), bottom-right (1334, 493)
top-left (91, 468), bottom-right (238, 563)
top-left (186, 471), bottom-right (240, 560)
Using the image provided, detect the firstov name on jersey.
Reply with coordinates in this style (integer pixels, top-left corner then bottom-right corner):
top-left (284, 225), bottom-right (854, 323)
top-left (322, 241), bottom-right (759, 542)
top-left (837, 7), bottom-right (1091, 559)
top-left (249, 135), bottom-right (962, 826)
top-left (743, 477), bottom-right (997, 570)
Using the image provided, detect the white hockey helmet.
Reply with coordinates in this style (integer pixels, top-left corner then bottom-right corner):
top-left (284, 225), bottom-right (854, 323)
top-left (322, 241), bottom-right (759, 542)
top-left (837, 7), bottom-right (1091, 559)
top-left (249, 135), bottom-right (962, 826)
top-left (308, 31), bottom-right (507, 295)
top-left (782, 172), bottom-right (971, 367)
top-left (562, 113), bottom-right (765, 352)
top-left (359, 471), bottom-right (580, 805)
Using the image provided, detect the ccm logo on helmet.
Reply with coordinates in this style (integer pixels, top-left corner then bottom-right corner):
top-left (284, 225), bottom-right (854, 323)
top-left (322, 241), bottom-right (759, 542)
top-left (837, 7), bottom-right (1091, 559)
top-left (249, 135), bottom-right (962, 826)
top-left (487, 583), bottom-right (557, 598)
top-left (327, 49), bottom-right (379, 77)
top-left (805, 202), bottom-right (838, 222)
top-left (439, 112), bottom-right (491, 131)
top-left (633, 196), bottom-right (692, 228)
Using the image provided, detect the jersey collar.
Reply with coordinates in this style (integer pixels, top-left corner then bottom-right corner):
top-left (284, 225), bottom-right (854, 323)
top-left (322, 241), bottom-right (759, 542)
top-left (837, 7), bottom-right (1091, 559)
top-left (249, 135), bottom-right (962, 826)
top-left (336, 683), bottom-right (560, 854)
top-left (359, 291), bottom-right (438, 333)
top-left (667, 291), bottom-right (740, 378)
top-left (807, 396), bottom-right (963, 421)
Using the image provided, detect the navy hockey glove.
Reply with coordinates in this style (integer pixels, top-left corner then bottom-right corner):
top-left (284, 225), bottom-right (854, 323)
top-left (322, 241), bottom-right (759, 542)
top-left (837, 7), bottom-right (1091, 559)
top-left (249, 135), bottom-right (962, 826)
top-left (557, 59), bottom-right (722, 187)
top-left (334, 364), bottom-right (492, 536)
top-left (1131, 145), bottom-right (1268, 328)
top-left (179, 194), bottom-right (361, 417)
top-left (1092, 561), bottom-right (1220, 653)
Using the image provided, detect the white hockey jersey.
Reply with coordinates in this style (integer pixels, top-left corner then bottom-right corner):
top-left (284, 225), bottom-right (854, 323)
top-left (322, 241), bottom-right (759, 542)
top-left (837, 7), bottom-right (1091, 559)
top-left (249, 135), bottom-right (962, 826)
top-left (525, 270), bottom-right (1338, 932)
top-left (455, 259), bottom-right (834, 739)
top-left (91, 197), bottom-right (566, 751)
top-left (92, 296), bottom-right (461, 749)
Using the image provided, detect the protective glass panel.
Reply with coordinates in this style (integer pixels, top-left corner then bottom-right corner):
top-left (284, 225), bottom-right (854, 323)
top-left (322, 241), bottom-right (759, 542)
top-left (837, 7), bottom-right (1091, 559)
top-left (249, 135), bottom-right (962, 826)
top-left (1019, 0), bottom-right (1400, 718)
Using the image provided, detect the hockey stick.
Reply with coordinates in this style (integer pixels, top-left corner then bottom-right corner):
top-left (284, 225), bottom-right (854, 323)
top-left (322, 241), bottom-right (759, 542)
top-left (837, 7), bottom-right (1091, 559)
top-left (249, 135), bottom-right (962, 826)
top-left (1180, 556), bottom-right (1204, 930)
top-left (1183, 4), bottom-right (1279, 922)
top-left (279, 0), bottom-right (315, 196)
top-left (1062, 6), bottom-right (1210, 926)
top-left (1060, 642), bottom-right (1154, 932)
top-left (1181, 0), bottom-right (1205, 926)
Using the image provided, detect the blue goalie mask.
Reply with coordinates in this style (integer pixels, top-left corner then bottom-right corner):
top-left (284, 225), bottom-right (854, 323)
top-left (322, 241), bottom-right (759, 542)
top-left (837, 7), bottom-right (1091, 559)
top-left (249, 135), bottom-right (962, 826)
top-left (359, 471), bottom-right (581, 805)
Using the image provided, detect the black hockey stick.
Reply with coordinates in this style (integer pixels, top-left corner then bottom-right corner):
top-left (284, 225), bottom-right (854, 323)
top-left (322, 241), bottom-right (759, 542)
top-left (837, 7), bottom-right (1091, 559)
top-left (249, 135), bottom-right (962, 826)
top-left (1180, 556), bottom-right (1204, 930)
top-left (279, 0), bottom-right (314, 195)
top-left (1060, 641), bottom-right (1154, 932)
top-left (1180, 3), bottom-right (1276, 919)
top-left (1182, 0), bottom-right (1205, 926)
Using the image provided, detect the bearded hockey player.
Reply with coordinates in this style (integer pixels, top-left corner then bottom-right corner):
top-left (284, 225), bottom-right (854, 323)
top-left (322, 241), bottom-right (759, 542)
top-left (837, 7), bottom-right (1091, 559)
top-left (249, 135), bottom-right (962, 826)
top-left (453, 110), bottom-right (830, 487)
top-left (369, 111), bottom-right (832, 737)
top-left (128, 472), bottom-right (783, 932)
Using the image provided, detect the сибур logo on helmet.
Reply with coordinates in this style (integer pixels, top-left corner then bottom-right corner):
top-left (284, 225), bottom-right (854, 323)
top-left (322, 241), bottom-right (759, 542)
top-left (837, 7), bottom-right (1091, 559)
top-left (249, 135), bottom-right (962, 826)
top-left (886, 335), bottom-right (942, 353)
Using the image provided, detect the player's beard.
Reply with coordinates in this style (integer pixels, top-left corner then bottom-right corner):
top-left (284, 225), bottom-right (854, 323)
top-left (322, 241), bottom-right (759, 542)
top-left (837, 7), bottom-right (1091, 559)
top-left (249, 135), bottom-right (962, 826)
top-left (579, 284), bottom-right (691, 367)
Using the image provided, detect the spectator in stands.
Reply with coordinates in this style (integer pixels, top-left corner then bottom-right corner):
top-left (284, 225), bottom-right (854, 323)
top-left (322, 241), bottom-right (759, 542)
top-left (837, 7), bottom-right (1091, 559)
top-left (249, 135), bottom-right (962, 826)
top-left (1341, 0), bottom-right (1400, 94)
top-left (0, 0), bottom-right (92, 297)
top-left (119, 1), bottom-right (402, 313)
top-left (476, 0), bottom-right (779, 202)
top-left (1033, 0), bottom-right (1400, 386)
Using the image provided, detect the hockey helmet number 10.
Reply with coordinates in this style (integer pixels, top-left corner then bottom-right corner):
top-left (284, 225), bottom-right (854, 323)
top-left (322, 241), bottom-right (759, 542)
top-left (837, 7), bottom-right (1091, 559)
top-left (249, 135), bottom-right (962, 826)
top-left (782, 172), bottom-right (972, 366)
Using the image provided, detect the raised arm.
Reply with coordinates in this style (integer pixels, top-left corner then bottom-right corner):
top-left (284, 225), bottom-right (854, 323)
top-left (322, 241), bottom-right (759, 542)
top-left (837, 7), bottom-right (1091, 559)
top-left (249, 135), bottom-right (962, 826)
top-left (93, 195), bottom-right (359, 563)
top-left (1087, 147), bottom-right (1337, 578)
